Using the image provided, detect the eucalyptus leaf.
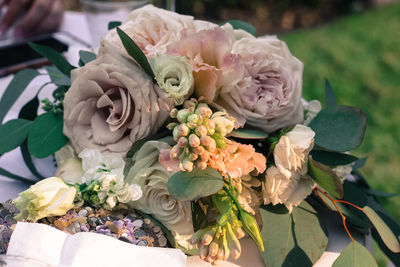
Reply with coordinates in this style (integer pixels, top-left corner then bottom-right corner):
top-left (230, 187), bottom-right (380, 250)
top-left (0, 119), bottom-right (32, 154)
top-left (29, 42), bottom-right (75, 77)
top-left (367, 198), bottom-right (400, 265)
top-left (352, 157), bottom-right (368, 170)
top-left (332, 241), bottom-right (377, 267)
top-left (167, 168), bottom-right (224, 201)
top-left (308, 157), bottom-right (344, 199)
top-left (18, 96), bottom-right (39, 121)
top-left (325, 79), bottom-right (337, 109)
top-left (365, 189), bottom-right (400, 198)
top-left (223, 20), bottom-right (257, 36)
top-left (28, 112), bottom-right (68, 158)
top-left (79, 50), bottom-right (96, 65)
top-left (116, 27), bottom-right (155, 79)
top-left (108, 21), bottom-right (121, 30)
top-left (18, 96), bottom-right (44, 179)
top-left (310, 106), bottom-right (367, 152)
top-left (0, 68), bottom-right (39, 124)
top-left (310, 150), bottom-right (358, 166)
top-left (229, 128), bottom-right (268, 139)
top-left (363, 206), bottom-right (400, 253)
top-left (45, 66), bottom-right (71, 86)
top-left (260, 201), bottom-right (328, 267)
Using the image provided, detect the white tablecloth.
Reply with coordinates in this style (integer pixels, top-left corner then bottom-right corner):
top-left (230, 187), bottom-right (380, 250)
top-left (0, 11), bottom-right (372, 267)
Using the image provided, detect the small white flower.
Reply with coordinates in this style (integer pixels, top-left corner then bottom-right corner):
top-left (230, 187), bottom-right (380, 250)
top-left (79, 148), bottom-right (125, 184)
top-left (302, 99), bottom-right (322, 126)
top-left (98, 174), bottom-right (142, 209)
top-left (211, 114), bottom-right (236, 137)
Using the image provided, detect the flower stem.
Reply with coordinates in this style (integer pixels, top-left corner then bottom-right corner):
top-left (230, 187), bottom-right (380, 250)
top-left (313, 187), bottom-right (355, 242)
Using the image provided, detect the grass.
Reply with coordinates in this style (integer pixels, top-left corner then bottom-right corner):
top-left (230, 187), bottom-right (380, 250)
top-left (279, 3), bottom-right (400, 265)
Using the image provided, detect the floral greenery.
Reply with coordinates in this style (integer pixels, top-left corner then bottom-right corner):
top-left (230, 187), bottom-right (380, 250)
top-left (280, 3), bottom-right (400, 224)
top-left (0, 5), bottom-right (399, 266)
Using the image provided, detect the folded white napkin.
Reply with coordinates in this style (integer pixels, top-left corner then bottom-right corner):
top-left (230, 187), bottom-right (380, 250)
top-left (7, 222), bottom-right (187, 267)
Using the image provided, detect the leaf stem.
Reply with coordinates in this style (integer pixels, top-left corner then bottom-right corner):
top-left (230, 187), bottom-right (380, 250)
top-left (313, 187), bottom-right (355, 242)
top-left (0, 167), bottom-right (35, 185)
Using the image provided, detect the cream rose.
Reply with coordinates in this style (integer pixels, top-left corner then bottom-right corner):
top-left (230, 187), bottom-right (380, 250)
top-left (125, 140), bottom-right (194, 248)
top-left (274, 124), bottom-right (315, 178)
top-left (14, 177), bottom-right (76, 222)
top-left (63, 42), bottom-right (174, 156)
top-left (217, 36), bottom-right (304, 132)
top-left (263, 166), bottom-right (315, 212)
top-left (102, 4), bottom-right (217, 57)
top-left (150, 54), bottom-right (194, 105)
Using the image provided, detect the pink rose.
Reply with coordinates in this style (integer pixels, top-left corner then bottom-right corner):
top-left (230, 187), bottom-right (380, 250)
top-left (103, 5), bottom-right (216, 57)
top-left (217, 36), bottom-right (304, 133)
top-left (167, 28), bottom-right (244, 103)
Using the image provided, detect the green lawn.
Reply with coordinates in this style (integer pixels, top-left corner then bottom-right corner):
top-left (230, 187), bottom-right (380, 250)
top-left (279, 3), bottom-right (400, 264)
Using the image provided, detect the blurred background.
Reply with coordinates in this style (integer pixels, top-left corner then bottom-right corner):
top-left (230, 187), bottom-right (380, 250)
top-left (67, 0), bottom-right (399, 264)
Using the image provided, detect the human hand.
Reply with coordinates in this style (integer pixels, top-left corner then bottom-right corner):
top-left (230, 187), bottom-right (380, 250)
top-left (0, 0), bottom-right (64, 38)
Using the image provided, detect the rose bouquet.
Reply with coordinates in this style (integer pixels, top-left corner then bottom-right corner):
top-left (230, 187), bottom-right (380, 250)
top-left (0, 4), bottom-right (399, 266)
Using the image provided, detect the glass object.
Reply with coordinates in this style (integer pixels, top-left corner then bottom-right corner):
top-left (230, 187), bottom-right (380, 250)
top-left (0, 254), bottom-right (51, 267)
top-left (80, 0), bottom-right (149, 47)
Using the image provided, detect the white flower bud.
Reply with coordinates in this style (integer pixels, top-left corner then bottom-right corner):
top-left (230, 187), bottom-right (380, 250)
top-left (170, 145), bottom-right (181, 159)
top-left (177, 109), bottom-right (189, 123)
top-left (188, 153), bottom-right (198, 161)
top-left (189, 134), bottom-right (201, 148)
top-left (193, 146), bottom-right (205, 155)
top-left (187, 113), bottom-right (201, 124)
top-left (187, 122), bottom-right (197, 129)
top-left (178, 124), bottom-right (190, 137)
top-left (170, 108), bottom-right (178, 118)
top-left (196, 160), bottom-right (208, 170)
top-left (195, 125), bottom-right (207, 137)
top-left (177, 137), bottom-right (188, 148)
top-left (173, 126), bottom-right (180, 141)
top-left (182, 157), bottom-right (194, 172)
top-left (195, 104), bottom-right (212, 118)
top-left (183, 98), bottom-right (198, 109)
top-left (166, 122), bottom-right (178, 130)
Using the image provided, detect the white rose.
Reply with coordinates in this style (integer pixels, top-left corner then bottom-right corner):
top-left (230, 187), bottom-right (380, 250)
top-left (125, 140), bottom-right (194, 249)
top-left (55, 158), bottom-right (84, 184)
top-left (263, 166), bottom-right (315, 212)
top-left (102, 4), bottom-right (217, 57)
top-left (14, 177), bottom-right (76, 222)
top-left (217, 36), bottom-right (304, 132)
top-left (55, 143), bottom-right (78, 167)
top-left (274, 124), bottom-right (315, 178)
top-left (150, 54), bottom-right (194, 105)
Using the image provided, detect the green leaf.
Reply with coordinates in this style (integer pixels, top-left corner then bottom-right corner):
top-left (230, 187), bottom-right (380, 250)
top-left (45, 66), bottom-right (71, 86)
top-left (18, 96), bottom-right (44, 179)
top-left (19, 96), bottom-right (39, 121)
top-left (79, 50), bottom-right (96, 66)
top-left (167, 168), bottom-right (224, 201)
top-left (367, 198), bottom-right (400, 265)
top-left (363, 206), bottom-right (400, 253)
top-left (352, 157), bottom-right (367, 170)
top-left (28, 112), bottom-right (68, 158)
top-left (260, 201), bottom-right (328, 267)
top-left (325, 79), bottom-right (337, 109)
top-left (310, 150), bottom-right (358, 166)
top-left (126, 131), bottom-right (170, 158)
top-left (0, 68), bottom-right (39, 124)
top-left (116, 27), bottom-right (155, 79)
top-left (108, 21), bottom-right (122, 30)
top-left (224, 20), bottom-right (257, 36)
top-left (0, 119), bottom-right (32, 154)
top-left (310, 106), bottom-right (367, 152)
top-left (29, 42), bottom-right (75, 77)
top-left (365, 189), bottom-right (400, 198)
top-left (308, 157), bottom-right (344, 198)
top-left (332, 241), bottom-right (377, 267)
top-left (192, 201), bottom-right (208, 232)
top-left (229, 128), bottom-right (268, 139)
top-left (0, 167), bottom-right (35, 184)
top-left (52, 86), bottom-right (69, 101)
